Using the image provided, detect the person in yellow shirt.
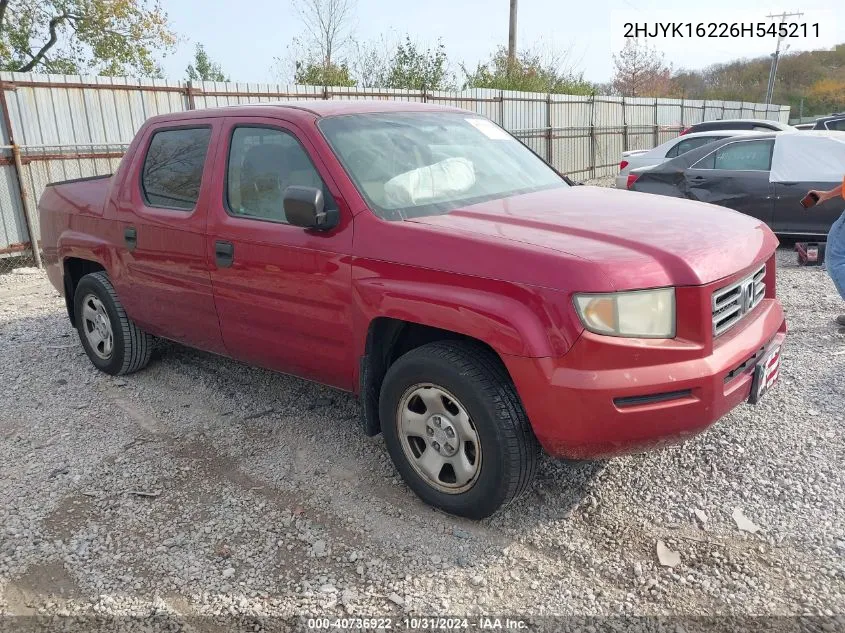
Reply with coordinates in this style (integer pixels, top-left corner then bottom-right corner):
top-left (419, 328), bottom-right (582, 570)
top-left (808, 175), bottom-right (845, 326)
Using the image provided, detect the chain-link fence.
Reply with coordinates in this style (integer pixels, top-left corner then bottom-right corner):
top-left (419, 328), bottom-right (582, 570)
top-left (0, 72), bottom-right (791, 274)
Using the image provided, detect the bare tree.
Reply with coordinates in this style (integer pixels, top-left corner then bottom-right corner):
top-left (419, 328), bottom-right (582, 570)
top-left (612, 39), bottom-right (672, 97)
top-left (348, 35), bottom-right (393, 88)
top-left (292, 0), bottom-right (355, 68)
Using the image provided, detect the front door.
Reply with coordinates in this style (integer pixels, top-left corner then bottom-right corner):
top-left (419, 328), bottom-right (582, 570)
top-left (683, 138), bottom-right (776, 227)
top-left (111, 120), bottom-right (226, 354)
top-left (205, 117), bottom-right (355, 390)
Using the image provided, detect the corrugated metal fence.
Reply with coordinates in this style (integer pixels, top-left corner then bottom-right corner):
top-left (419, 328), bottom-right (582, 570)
top-left (0, 71), bottom-right (791, 270)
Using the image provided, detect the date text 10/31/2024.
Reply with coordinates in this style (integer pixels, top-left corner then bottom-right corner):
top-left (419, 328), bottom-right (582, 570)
top-left (307, 617), bottom-right (529, 630)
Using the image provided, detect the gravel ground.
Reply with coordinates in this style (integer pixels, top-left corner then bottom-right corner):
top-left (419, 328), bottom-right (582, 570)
top-left (0, 246), bottom-right (844, 629)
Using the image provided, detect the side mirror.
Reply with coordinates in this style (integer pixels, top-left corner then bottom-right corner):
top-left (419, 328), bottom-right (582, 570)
top-left (283, 186), bottom-right (338, 230)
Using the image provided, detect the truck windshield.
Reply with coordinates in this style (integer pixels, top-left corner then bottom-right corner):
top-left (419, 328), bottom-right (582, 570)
top-left (318, 112), bottom-right (568, 219)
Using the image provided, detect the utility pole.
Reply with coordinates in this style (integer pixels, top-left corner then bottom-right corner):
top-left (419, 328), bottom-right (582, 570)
top-left (764, 10), bottom-right (803, 105)
top-left (508, 0), bottom-right (518, 69)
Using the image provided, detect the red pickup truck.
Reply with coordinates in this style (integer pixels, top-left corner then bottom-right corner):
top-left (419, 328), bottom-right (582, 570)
top-left (38, 101), bottom-right (786, 518)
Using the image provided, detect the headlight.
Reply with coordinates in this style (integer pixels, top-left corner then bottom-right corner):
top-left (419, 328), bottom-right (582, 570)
top-left (573, 288), bottom-right (675, 338)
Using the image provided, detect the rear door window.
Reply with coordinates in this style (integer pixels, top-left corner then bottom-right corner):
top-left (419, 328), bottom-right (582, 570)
top-left (692, 140), bottom-right (774, 171)
top-left (141, 127), bottom-right (212, 210)
top-left (825, 119), bottom-right (845, 131)
top-left (667, 136), bottom-right (721, 158)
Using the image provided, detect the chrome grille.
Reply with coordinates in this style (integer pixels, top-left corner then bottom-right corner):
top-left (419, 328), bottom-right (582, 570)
top-left (712, 265), bottom-right (766, 336)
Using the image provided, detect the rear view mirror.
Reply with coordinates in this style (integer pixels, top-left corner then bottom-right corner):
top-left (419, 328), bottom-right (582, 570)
top-left (284, 186), bottom-right (338, 230)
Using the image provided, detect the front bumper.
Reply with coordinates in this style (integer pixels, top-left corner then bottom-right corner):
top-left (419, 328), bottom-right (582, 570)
top-left (503, 298), bottom-right (786, 459)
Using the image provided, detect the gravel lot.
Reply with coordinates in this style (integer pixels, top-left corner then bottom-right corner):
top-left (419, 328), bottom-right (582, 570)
top-left (1, 245), bottom-right (844, 629)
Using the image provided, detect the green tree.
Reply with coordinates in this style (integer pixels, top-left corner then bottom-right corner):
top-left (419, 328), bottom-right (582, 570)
top-left (807, 77), bottom-right (845, 114)
top-left (669, 43), bottom-right (845, 116)
top-left (462, 45), bottom-right (593, 95)
top-left (186, 43), bottom-right (228, 82)
top-left (293, 59), bottom-right (355, 87)
top-left (0, 0), bottom-right (176, 76)
top-left (384, 37), bottom-right (451, 91)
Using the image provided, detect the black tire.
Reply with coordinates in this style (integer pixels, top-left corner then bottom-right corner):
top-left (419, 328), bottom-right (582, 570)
top-left (379, 340), bottom-right (540, 519)
top-left (73, 271), bottom-right (153, 375)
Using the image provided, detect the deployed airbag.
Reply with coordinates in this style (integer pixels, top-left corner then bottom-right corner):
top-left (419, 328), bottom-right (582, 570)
top-left (384, 158), bottom-right (475, 207)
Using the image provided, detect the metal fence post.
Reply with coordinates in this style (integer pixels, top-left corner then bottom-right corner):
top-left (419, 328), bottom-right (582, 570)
top-left (185, 80), bottom-right (196, 110)
top-left (653, 97), bottom-right (659, 147)
top-left (622, 96), bottom-right (628, 152)
top-left (545, 93), bottom-right (553, 164)
top-left (10, 144), bottom-right (42, 269)
top-left (680, 98), bottom-right (685, 133)
top-left (589, 95), bottom-right (597, 180)
top-left (0, 83), bottom-right (41, 269)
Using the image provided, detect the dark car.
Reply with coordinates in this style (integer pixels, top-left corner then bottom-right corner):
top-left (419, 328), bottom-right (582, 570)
top-left (680, 119), bottom-right (795, 136)
top-left (628, 131), bottom-right (845, 236)
top-left (811, 113), bottom-right (845, 131)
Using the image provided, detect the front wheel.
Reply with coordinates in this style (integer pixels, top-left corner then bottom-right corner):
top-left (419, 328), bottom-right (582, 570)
top-left (73, 272), bottom-right (153, 375)
top-left (379, 341), bottom-right (540, 519)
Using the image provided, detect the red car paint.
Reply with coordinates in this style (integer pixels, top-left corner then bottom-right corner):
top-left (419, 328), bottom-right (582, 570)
top-left (38, 101), bottom-right (787, 459)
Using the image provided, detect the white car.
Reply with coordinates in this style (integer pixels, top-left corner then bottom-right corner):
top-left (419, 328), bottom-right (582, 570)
top-left (615, 130), bottom-right (761, 189)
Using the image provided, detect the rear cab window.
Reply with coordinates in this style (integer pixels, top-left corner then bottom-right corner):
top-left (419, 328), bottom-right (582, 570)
top-left (141, 127), bottom-right (212, 210)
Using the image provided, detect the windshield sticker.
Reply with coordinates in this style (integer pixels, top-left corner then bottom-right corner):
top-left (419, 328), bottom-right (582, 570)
top-left (466, 118), bottom-right (511, 140)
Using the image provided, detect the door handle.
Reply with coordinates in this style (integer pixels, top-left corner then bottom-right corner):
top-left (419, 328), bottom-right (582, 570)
top-left (215, 240), bottom-right (234, 268)
top-left (124, 226), bottom-right (137, 251)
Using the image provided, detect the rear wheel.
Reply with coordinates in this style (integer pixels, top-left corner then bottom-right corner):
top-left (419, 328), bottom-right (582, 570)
top-left (73, 272), bottom-right (153, 375)
top-left (379, 341), bottom-right (539, 519)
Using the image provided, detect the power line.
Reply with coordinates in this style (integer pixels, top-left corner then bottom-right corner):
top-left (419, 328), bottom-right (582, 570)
top-left (764, 10), bottom-right (803, 105)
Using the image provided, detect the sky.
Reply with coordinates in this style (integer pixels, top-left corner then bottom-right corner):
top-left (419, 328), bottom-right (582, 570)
top-left (158, 0), bottom-right (843, 86)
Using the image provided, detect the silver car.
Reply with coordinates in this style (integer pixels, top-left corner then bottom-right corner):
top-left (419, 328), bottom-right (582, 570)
top-left (615, 130), bottom-right (759, 189)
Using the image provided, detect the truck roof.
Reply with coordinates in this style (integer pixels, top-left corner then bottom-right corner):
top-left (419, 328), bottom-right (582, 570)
top-left (145, 99), bottom-right (469, 125)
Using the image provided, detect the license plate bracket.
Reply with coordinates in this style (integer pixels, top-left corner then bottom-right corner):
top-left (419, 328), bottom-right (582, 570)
top-left (748, 344), bottom-right (781, 405)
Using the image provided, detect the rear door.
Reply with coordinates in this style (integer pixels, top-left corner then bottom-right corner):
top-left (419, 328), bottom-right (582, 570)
top-left (683, 138), bottom-right (775, 227)
top-left (112, 119), bottom-right (226, 354)
top-left (205, 116), bottom-right (356, 390)
top-left (773, 178), bottom-right (843, 235)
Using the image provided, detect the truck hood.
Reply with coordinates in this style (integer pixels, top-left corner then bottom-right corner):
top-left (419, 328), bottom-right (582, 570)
top-left (407, 186), bottom-right (778, 289)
